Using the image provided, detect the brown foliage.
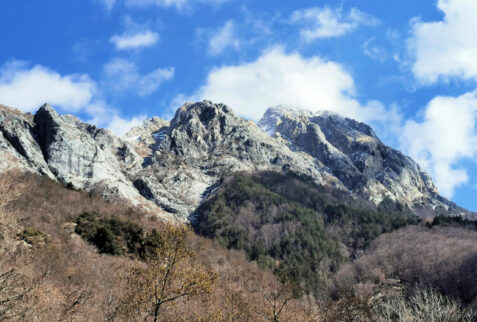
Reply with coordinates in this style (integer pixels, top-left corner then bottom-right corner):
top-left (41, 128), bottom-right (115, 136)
top-left (118, 226), bottom-right (218, 321)
top-left (331, 225), bottom-right (477, 305)
top-left (318, 292), bottom-right (375, 322)
top-left (0, 172), bottom-right (151, 321)
top-left (0, 172), bottom-right (316, 321)
top-left (2, 171), bottom-right (474, 321)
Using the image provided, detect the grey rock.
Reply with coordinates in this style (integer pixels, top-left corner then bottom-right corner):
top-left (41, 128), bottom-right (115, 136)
top-left (258, 106), bottom-right (468, 217)
top-left (130, 101), bottom-right (342, 218)
top-left (0, 105), bottom-right (54, 178)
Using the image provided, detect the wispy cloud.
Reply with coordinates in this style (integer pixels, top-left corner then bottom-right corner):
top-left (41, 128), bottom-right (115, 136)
top-left (103, 58), bottom-right (174, 96)
top-left (362, 37), bottom-right (387, 63)
top-left (175, 46), bottom-right (394, 127)
top-left (290, 6), bottom-right (379, 41)
top-left (97, 0), bottom-right (118, 11)
top-left (207, 20), bottom-right (240, 55)
top-left (0, 61), bottom-right (94, 113)
top-left (110, 30), bottom-right (159, 50)
top-left (100, 0), bottom-right (230, 11)
top-left (86, 100), bottom-right (147, 136)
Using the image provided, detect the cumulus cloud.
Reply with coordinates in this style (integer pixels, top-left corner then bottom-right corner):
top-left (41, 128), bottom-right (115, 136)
top-left (103, 58), bottom-right (174, 96)
top-left (208, 20), bottom-right (240, 56)
top-left (0, 60), bottom-right (147, 136)
top-left (408, 0), bottom-right (477, 84)
top-left (290, 6), bottom-right (379, 41)
top-left (176, 47), bottom-right (393, 125)
top-left (400, 90), bottom-right (477, 197)
top-left (0, 61), bottom-right (94, 113)
top-left (110, 30), bottom-right (159, 50)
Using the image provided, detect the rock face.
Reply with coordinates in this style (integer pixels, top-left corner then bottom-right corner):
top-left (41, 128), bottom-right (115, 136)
top-left (124, 101), bottom-right (342, 218)
top-left (0, 103), bottom-right (165, 218)
top-left (0, 101), bottom-right (473, 221)
top-left (0, 106), bottom-right (53, 177)
top-left (258, 106), bottom-right (465, 217)
top-left (33, 104), bottom-right (144, 202)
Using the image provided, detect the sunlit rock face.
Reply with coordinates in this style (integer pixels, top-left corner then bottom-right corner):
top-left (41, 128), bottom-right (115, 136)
top-left (258, 106), bottom-right (467, 217)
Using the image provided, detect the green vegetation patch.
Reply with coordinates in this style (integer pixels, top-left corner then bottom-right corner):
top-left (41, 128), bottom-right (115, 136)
top-left (194, 171), bottom-right (418, 294)
top-left (18, 227), bottom-right (50, 245)
top-left (75, 212), bottom-right (172, 260)
top-left (75, 212), bottom-right (144, 256)
top-left (430, 215), bottom-right (477, 230)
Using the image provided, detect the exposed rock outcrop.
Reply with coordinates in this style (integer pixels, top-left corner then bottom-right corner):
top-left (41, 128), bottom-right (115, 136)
top-left (0, 101), bottom-right (473, 221)
top-left (258, 106), bottom-right (465, 217)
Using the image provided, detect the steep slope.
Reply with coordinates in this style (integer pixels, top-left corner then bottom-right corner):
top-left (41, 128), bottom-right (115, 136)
top-left (0, 102), bottom-right (343, 220)
top-left (258, 106), bottom-right (470, 218)
top-left (0, 105), bottom-right (54, 177)
top-left (0, 103), bottom-right (170, 219)
top-left (193, 171), bottom-right (418, 294)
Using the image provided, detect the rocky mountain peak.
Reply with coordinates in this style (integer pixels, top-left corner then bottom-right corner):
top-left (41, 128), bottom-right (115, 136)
top-left (259, 106), bottom-right (377, 139)
top-left (170, 100), bottom-right (234, 128)
top-left (257, 106), bottom-right (452, 216)
top-left (162, 101), bottom-right (251, 158)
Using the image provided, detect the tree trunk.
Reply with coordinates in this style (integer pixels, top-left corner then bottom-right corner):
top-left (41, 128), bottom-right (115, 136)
top-left (153, 302), bottom-right (161, 322)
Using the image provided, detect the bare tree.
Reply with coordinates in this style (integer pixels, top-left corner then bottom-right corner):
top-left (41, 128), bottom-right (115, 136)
top-left (118, 226), bottom-right (218, 321)
top-left (254, 275), bottom-right (297, 322)
top-left (373, 286), bottom-right (476, 322)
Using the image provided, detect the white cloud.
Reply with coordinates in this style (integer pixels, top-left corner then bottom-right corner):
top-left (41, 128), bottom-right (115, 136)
top-left (176, 47), bottom-right (393, 124)
top-left (208, 20), bottom-right (240, 56)
top-left (0, 60), bottom-right (147, 136)
top-left (86, 100), bottom-right (146, 136)
top-left (400, 90), bottom-right (477, 197)
top-left (408, 0), bottom-right (477, 84)
top-left (290, 6), bottom-right (379, 41)
top-left (108, 115), bottom-right (146, 136)
top-left (103, 58), bottom-right (174, 96)
top-left (0, 61), bottom-right (94, 113)
top-left (110, 30), bottom-right (159, 50)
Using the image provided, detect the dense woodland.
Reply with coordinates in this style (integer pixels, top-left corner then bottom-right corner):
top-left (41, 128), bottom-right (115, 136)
top-left (194, 171), bottom-right (417, 295)
top-left (0, 171), bottom-right (476, 321)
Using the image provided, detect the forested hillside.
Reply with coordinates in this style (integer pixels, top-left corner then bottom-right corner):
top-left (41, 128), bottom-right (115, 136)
top-left (194, 171), bottom-right (417, 295)
top-left (1, 171), bottom-right (475, 321)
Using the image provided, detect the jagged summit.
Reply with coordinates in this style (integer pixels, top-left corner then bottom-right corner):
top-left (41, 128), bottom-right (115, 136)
top-left (125, 116), bottom-right (170, 157)
top-left (259, 106), bottom-right (377, 138)
top-left (0, 101), bottom-right (473, 220)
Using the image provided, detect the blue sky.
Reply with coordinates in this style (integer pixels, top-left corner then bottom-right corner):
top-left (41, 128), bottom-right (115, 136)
top-left (1, 0), bottom-right (477, 211)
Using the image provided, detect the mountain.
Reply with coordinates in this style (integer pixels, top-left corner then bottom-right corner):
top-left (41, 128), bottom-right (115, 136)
top-left (0, 101), bottom-right (473, 221)
top-left (258, 106), bottom-right (469, 218)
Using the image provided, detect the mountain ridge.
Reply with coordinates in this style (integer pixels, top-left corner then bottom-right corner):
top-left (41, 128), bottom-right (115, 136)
top-left (0, 101), bottom-right (473, 221)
